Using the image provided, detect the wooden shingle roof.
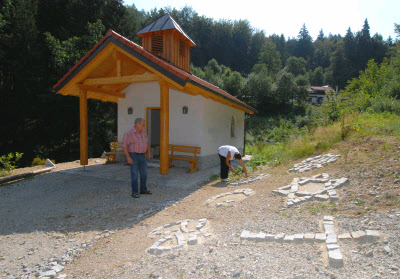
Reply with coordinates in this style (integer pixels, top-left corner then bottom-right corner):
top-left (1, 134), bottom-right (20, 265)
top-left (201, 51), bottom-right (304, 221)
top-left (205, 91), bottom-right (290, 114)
top-left (136, 14), bottom-right (196, 46)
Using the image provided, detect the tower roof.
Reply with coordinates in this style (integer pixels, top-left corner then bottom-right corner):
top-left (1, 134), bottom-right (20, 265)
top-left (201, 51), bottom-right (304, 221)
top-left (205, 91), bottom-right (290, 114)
top-left (136, 14), bottom-right (196, 46)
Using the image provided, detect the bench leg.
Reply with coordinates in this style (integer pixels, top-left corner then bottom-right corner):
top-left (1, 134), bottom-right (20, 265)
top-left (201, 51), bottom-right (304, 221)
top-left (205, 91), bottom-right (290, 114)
top-left (106, 154), bottom-right (117, 164)
top-left (187, 160), bottom-right (198, 173)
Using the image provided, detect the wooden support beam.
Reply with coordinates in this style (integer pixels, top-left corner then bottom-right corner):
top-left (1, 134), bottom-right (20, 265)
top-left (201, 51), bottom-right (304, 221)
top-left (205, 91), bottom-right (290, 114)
top-left (159, 81), bottom-right (169, 175)
top-left (78, 84), bottom-right (125, 98)
top-left (82, 74), bottom-right (159, 85)
top-left (79, 89), bottom-right (88, 166)
top-left (116, 59), bottom-right (121, 77)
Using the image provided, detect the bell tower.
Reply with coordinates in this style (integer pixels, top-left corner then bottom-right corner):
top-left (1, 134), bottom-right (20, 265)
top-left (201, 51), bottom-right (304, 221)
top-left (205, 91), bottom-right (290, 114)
top-left (136, 14), bottom-right (196, 73)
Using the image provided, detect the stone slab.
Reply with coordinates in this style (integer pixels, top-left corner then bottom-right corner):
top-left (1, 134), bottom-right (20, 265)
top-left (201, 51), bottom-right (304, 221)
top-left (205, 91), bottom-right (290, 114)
top-left (365, 230), bottom-right (380, 242)
top-left (304, 233), bottom-right (315, 243)
top-left (283, 235), bottom-right (294, 243)
top-left (314, 194), bottom-right (329, 201)
top-left (294, 234), bottom-right (304, 244)
top-left (351, 231), bottom-right (367, 243)
top-left (338, 233), bottom-right (352, 240)
top-left (328, 249), bottom-right (344, 268)
top-left (326, 234), bottom-right (338, 244)
top-left (315, 233), bottom-right (326, 243)
top-left (275, 233), bottom-right (285, 243)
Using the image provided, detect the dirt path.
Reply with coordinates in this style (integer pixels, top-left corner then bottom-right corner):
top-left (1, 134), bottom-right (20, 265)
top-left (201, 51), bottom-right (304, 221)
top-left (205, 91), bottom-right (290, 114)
top-left (0, 136), bottom-right (399, 279)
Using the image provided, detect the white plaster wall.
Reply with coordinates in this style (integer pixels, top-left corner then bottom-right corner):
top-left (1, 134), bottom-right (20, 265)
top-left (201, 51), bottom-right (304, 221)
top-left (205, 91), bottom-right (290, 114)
top-left (117, 81), bottom-right (245, 158)
top-left (117, 81), bottom-right (160, 141)
top-left (202, 98), bottom-right (245, 155)
top-left (169, 89), bottom-right (204, 149)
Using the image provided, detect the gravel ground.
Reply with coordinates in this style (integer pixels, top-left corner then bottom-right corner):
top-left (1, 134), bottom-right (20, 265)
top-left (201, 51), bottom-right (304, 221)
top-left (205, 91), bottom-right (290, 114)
top-left (0, 136), bottom-right (399, 279)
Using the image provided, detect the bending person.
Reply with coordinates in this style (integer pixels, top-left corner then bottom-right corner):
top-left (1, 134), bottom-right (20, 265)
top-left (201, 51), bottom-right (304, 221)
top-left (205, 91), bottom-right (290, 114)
top-left (218, 145), bottom-right (248, 182)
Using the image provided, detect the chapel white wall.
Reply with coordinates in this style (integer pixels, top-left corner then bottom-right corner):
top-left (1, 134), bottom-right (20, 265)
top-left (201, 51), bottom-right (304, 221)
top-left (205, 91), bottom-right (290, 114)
top-left (202, 98), bottom-right (245, 156)
top-left (118, 81), bottom-right (245, 159)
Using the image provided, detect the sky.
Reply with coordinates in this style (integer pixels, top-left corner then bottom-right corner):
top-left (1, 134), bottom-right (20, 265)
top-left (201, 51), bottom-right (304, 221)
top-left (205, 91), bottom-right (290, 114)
top-left (123, 0), bottom-right (400, 41)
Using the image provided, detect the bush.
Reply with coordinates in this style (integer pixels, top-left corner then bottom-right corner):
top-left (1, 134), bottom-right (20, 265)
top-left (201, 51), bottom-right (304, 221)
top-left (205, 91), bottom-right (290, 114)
top-left (31, 157), bottom-right (46, 166)
top-left (31, 158), bottom-right (56, 166)
top-left (369, 96), bottom-right (400, 114)
top-left (0, 152), bottom-right (23, 176)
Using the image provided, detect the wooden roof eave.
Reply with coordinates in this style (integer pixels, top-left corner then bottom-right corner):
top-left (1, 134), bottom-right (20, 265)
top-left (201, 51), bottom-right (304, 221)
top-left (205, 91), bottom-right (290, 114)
top-left (53, 33), bottom-right (257, 114)
top-left (184, 83), bottom-right (256, 114)
top-left (185, 80), bottom-right (256, 114)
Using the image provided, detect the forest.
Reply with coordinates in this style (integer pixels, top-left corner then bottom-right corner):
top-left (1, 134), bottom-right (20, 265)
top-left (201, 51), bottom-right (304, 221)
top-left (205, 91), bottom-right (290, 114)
top-left (0, 0), bottom-right (399, 167)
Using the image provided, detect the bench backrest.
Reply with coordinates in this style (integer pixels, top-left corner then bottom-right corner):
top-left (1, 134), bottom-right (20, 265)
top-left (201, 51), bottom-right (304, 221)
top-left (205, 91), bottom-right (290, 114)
top-left (169, 144), bottom-right (200, 158)
top-left (110, 142), bottom-right (123, 152)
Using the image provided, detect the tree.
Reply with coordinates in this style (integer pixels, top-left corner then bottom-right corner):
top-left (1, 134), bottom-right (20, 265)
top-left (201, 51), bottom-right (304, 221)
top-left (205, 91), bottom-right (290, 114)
top-left (295, 23), bottom-right (314, 62)
top-left (294, 75), bottom-right (310, 104)
top-left (275, 71), bottom-right (297, 105)
top-left (285, 56), bottom-right (307, 76)
top-left (310, 66), bottom-right (325, 86)
top-left (355, 18), bottom-right (372, 70)
top-left (343, 27), bottom-right (358, 78)
top-left (317, 29), bottom-right (325, 41)
top-left (242, 71), bottom-right (276, 112)
top-left (223, 70), bottom-right (243, 97)
top-left (256, 41), bottom-right (282, 76)
top-left (329, 40), bottom-right (348, 89)
top-left (231, 19), bottom-right (253, 71)
top-left (248, 30), bottom-right (265, 70)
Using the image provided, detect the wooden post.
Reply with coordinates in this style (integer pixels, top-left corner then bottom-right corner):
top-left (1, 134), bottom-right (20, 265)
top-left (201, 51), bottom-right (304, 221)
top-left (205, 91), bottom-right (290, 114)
top-left (159, 81), bottom-right (169, 174)
top-left (79, 89), bottom-right (88, 165)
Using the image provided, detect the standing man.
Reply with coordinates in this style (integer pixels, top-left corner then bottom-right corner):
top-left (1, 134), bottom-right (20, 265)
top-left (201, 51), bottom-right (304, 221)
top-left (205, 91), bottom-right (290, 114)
top-left (218, 145), bottom-right (248, 182)
top-left (123, 118), bottom-right (152, 198)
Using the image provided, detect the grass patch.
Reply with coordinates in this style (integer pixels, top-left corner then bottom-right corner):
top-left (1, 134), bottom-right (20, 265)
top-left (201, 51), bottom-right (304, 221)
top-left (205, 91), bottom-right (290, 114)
top-left (245, 111), bottom-right (399, 170)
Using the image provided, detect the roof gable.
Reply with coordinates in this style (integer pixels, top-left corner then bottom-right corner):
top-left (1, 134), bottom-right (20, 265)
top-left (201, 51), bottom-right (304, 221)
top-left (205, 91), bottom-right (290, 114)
top-left (53, 29), bottom-right (256, 114)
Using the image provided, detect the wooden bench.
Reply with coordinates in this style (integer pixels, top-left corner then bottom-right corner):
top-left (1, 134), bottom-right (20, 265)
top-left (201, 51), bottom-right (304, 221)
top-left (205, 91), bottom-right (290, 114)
top-left (168, 144), bottom-right (201, 173)
top-left (105, 142), bottom-right (124, 164)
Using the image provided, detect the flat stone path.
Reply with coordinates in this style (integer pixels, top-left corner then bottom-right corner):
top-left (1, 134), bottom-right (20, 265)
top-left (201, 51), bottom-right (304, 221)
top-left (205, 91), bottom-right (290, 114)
top-left (272, 173), bottom-right (350, 207)
top-left (289, 154), bottom-right (341, 173)
top-left (229, 173), bottom-right (269, 186)
top-left (205, 188), bottom-right (255, 207)
top-left (239, 215), bottom-right (381, 268)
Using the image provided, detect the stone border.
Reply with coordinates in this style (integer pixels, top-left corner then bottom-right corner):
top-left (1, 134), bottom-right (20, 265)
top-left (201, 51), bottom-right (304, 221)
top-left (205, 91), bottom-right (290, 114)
top-left (289, 154), bottom-right (341, 173)
top-left (239, 215), bottom-right (381, 268)
top-left (205, 188), bottom-right (255, 207)
top-left (0, 166), bottom-right (55, 184)
top-left (229, 173), bottom-right (269, 186)
top-left (272, 173), bottom-right (350, 207)
top-left (147, 219), bottom-right (211, 255)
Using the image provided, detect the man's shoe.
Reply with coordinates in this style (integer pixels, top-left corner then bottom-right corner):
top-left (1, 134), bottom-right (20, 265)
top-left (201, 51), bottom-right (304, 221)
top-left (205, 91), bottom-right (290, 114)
top-left (132, 193), bottom-right (140, 198)
top-left (222, 179), bottom-right (228, 182)
top-left (140, 190), bottom-right (152, 195)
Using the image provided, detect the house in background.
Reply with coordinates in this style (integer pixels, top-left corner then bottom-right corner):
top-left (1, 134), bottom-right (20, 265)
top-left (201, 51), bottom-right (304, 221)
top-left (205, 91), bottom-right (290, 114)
top-left (306, 86), bottom-right (337, 105)
top-left (52, 14), bottom-right (257, 174)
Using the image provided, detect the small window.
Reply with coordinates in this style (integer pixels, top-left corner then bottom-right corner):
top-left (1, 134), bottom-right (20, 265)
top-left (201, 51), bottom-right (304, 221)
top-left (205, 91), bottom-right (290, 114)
top-left (179, 39), bottom-right (186, 57)
top-left (152, 35), bottom-right (163, 53)
top-left (230, 116), bottom-right (235, 138)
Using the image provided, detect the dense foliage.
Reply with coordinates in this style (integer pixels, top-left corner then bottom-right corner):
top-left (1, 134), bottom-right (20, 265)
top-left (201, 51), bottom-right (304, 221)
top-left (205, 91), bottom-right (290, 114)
top-left (0, 0), bottom-right (399, 167)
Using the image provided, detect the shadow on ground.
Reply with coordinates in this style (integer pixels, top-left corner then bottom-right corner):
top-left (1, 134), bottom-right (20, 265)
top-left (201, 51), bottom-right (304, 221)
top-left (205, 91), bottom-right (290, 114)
top-left (0, 162), bottom-right (220, 235)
